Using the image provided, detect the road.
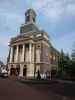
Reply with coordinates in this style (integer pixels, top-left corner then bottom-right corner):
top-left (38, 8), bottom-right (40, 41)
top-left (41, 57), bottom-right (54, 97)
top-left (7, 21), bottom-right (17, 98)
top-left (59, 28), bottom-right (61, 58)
top-left (0, 78), bottom-right (75, 100)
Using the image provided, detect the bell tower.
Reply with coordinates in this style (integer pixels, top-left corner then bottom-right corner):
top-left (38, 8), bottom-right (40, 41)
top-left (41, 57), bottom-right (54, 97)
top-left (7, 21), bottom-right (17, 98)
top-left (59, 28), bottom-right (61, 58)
top-left (25, 8), bottom-right (36, 24)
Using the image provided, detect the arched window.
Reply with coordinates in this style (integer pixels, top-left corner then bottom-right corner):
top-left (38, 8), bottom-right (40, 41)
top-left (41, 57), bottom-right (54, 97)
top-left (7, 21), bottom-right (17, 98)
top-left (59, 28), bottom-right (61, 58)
top-left (26, 15), bottom-right (30, 22)
top-left (16, 65), bottom-right (20, 75)
top-left (23, 65), bottom-right (27, 77)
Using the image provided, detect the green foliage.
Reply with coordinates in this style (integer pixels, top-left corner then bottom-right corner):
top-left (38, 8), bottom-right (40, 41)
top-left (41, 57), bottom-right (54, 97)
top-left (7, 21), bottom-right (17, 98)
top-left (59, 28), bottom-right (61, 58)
top-left (58, 49), bottom-right (75, 80)
top-left (71, 42), bottom-right (75, 61)
top-left (69, 61), bottom-right (75, 76)
top-left (58, 42), bottom-right (75, 80)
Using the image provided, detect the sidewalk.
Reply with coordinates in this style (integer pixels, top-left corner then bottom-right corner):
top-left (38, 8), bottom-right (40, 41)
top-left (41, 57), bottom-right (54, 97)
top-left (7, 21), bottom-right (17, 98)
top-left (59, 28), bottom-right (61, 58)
top-left (17, 77), bottom-right (75, 85)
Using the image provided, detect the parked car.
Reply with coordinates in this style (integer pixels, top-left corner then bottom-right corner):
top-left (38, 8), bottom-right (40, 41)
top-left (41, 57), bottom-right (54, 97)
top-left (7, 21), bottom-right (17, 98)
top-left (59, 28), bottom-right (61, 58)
top-left (40, 73), bottom-right (46, 79)
top-left (0, 69), bottom-right (8, 78)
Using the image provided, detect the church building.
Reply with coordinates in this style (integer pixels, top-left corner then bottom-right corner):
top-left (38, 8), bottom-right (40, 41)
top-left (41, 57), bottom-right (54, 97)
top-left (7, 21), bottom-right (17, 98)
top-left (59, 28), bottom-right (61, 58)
top-left (7, 9), bottom-right (60, 78)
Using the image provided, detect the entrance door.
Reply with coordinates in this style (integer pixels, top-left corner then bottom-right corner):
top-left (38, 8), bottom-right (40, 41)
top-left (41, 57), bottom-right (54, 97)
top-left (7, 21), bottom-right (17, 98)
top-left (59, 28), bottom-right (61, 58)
top-left (10, 68), bottom-right (16, 76)
top-left (16, 65), bottom-right (20, 76)
top-left (23, 65), bottom-right (27, 77)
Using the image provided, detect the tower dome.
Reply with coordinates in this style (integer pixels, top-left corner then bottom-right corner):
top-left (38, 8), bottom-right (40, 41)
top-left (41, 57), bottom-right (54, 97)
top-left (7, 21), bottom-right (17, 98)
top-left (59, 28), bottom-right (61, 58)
top-left (25, 8), bottom-right (36, 24)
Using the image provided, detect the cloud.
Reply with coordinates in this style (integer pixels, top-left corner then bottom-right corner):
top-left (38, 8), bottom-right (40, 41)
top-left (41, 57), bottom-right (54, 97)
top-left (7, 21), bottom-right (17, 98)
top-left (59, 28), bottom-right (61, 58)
top-left (0, 11), bottom-right (24, 33)
top-left (0, 35), bottom-right (10, 63)
top-left (31, 0), bottom-right (75, 22)
top-left (0, 36), bottom-right (10, 46)
top-left (0, 0), bottom-right (75, 63)
top-left (52, 32), bottom-right (75, 54)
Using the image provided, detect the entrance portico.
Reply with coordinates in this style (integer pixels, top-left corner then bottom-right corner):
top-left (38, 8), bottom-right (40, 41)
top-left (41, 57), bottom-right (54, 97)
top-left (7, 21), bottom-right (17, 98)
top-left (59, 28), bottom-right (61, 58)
top-left (8, 42), bottom-right (34, 77)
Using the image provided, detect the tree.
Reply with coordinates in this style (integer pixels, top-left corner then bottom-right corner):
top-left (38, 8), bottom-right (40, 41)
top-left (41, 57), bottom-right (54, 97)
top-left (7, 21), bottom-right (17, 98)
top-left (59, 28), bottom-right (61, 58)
top-left (63, 53), bottom-right (70, 71)
top-left (71, 42), bottom-right (75, 61)
top-left (57, 43), bottom-right (75, 80)
top-left (58, 50), bottom-right (71, 79)
top-left (58, 49), bottom-right (65, 78)
top-left (70, 42), bottom-right (75, 80)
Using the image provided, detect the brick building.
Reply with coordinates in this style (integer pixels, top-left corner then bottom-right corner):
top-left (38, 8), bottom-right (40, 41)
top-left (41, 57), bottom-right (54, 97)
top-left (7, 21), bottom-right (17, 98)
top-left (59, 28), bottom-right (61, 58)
top-left (7, 9), bottom-right (60, 78)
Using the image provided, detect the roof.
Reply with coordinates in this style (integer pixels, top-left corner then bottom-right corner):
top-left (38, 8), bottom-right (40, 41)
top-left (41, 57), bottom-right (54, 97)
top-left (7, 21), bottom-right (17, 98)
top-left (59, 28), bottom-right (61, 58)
top-left (20, 23), bottom-right (39, 34)
top-left (50, 46), bottom-right (60, 55)
top-left (25, 8), bottom-right (36, 16)
top-left (0, 61), bottom-right (4, 65)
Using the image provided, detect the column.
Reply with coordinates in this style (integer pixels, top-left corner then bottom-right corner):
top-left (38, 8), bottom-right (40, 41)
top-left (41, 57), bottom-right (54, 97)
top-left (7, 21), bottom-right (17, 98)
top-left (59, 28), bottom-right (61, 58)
top-left (10, 46), bottom-right (13, 63)
top-left (29, 43), bottom-right (32, 63)
top-left (15, 45), bottom-right (19, 62)
top-left (32, 44), bottom-right (34, 62)
top-left (19, 64), bottom-right (23, 77)
top-left (8, 64), bottom-right (11, 75)
top-left (21, 44), bottom-right (25, 62)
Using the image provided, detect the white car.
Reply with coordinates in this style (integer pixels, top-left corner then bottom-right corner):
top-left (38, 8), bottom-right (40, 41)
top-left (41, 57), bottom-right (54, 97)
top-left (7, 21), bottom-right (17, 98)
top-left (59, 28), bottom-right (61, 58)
top-left (40, 74), bottom-right (46, 79)
top-left (0, 69), bottom-right (8, 78)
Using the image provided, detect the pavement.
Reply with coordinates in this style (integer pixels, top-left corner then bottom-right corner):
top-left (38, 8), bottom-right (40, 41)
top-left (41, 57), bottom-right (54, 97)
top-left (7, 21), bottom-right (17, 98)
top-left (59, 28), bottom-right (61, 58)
top-left (0, 77), bottom-right (75, 100)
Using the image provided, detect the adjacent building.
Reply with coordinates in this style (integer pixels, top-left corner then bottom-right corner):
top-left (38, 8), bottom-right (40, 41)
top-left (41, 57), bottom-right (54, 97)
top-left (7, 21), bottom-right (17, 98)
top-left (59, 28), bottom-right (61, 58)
top-left (0, 61), bottom-right (4, 68)
top-left (7, 9), bottom-right (60, 78)
top-left (0, 60), bottom-right (5, 73)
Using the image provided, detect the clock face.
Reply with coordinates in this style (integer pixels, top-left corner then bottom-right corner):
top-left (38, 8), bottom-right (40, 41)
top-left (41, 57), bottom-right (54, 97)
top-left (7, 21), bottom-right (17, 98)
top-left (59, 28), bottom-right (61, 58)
top-left (36, 44), bottom-right (41, 49)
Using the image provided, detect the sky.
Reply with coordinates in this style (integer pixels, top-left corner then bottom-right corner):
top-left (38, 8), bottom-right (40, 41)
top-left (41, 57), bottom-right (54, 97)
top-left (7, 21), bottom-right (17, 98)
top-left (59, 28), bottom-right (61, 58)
top-left (0, 0), bottom-right (75, 63)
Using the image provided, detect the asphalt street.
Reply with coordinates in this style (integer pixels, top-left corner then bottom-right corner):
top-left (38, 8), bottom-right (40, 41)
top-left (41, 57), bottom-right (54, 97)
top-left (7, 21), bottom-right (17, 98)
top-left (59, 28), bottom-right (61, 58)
top-left (0, 78), bottom-right (75, 100)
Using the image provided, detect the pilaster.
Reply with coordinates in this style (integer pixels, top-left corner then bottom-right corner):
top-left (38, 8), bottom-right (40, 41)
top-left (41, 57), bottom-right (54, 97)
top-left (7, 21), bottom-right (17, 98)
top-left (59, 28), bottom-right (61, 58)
top-left (10, 47), bottom-right (13, 63)
top-left (29, 43), bottom-right (32, 63)
top-left (15, 45), bottom-right (19, 62)
top-left (19, 64), bottom-right (23, 77)
top-left (21, 44), bottom-right (25, 62)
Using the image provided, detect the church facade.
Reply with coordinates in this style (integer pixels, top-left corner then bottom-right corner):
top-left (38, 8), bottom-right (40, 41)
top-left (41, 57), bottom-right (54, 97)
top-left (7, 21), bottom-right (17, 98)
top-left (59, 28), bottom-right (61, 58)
top-left (7, 9), bottom-right (60, 78)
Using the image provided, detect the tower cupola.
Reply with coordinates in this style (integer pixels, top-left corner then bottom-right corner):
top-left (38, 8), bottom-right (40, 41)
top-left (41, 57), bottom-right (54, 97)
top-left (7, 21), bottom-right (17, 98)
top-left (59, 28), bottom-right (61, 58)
top-left (25, 8), bottom-right (36, 24)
